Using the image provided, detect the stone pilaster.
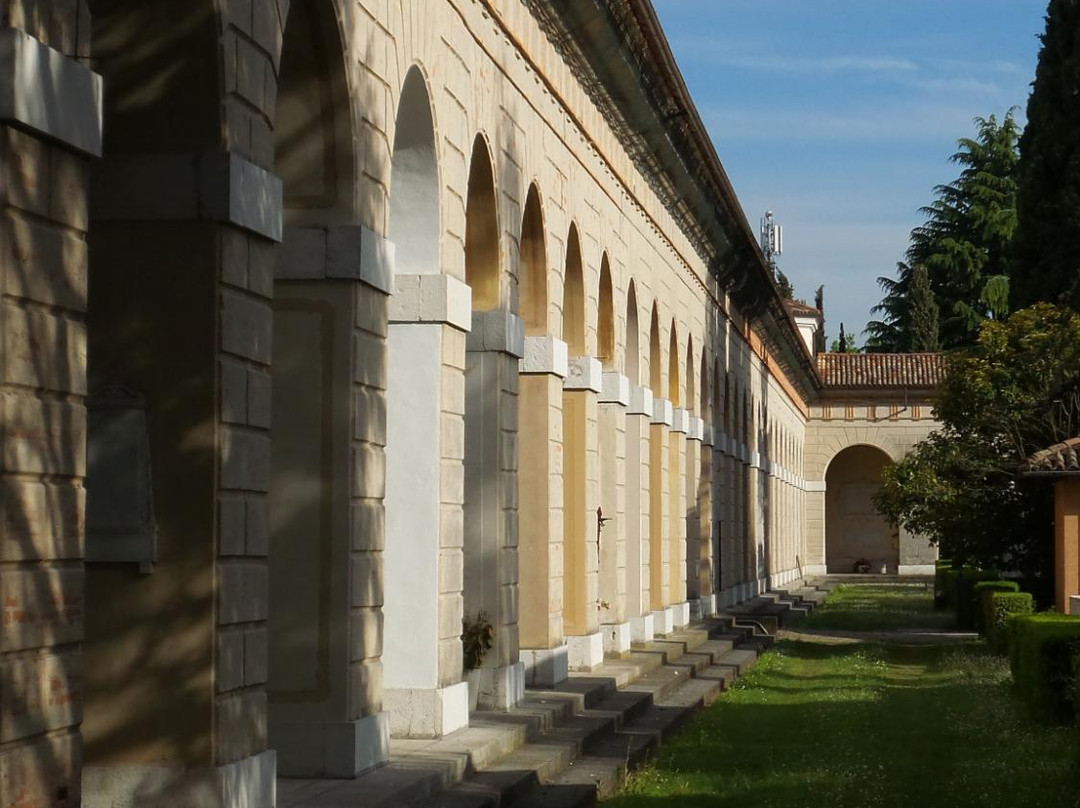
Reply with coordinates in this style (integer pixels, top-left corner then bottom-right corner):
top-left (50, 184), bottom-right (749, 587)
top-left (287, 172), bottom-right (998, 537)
top-left (598, 372), bottom-right (630, 655)
top-left (626, 386), bottom-right (654, 643)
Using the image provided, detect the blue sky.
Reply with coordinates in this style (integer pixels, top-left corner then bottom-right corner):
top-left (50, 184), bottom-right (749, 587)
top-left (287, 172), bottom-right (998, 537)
top-left (651, 0), bottom-right (1048, 347)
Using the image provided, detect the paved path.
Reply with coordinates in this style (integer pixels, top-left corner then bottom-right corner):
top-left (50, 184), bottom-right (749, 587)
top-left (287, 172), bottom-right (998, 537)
top-left (778, 626), bottom-right (980, 645)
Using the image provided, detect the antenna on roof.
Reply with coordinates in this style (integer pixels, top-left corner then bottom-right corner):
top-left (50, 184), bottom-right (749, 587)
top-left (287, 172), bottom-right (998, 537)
top-left (760, 210), bottom-right (782, 268)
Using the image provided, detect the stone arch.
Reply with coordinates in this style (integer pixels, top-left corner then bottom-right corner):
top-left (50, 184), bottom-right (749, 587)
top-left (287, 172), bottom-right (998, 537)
top-left (389, 65), bottom-right (439, 274)
top-left (597, 255), bottom-right (615, 368)
top-left (563, 224), bottom-right (586, 355)
top-left (625, 281), bottom-right (640, 385)
top-left (519, 183), bottom-right (548, 335)
top-left (685, 338), bottom-right (695, 416)
top-left (466, 134), bottom-right (500, 311)
top-left (825, 444), bottom-right (898, 574)
top-left (667, 322), bottom-right (680, 407)
top-left (276, 0), bottom-right (356, 225)
top-left (649, 304), bottom-right (662, 394)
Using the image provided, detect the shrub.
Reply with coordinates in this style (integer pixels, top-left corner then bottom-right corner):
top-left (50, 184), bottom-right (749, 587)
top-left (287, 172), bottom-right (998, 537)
top-left (1008, 613), bottom-right (1080, 723)
top-left (987, 591), bottom-right (1032, 653)
top-left (975, 580), bottom-right (1020, 634)
top-left (955, 569), bottom-right (1000, 630)
top-left (934, 560), bottom-right (953, 610)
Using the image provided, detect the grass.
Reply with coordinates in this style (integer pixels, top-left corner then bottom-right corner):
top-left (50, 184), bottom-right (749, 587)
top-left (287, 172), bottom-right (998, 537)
top-left (798, 583), bottom-right (954, 632)
top-left (607, 585), bottom-right (1080, 807)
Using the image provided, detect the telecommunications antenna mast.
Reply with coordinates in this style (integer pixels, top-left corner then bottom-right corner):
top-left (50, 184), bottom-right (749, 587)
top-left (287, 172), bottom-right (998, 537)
top-left (760, 210), bottom-right (783, 269)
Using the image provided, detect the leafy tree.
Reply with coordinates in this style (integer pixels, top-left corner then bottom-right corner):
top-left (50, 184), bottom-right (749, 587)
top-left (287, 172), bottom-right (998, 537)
top-left (875, 304), bottom-right (1080, 576)
top-left (1011, 0), bottom-right (1080, 310)
top-left (830, 323), bottom-right (857, 353)
top-left (907, 264), bottom-right (940, 352)
top-left (867, 113), bottom-right (1019, 350)
top-left (776, 269), bottom-right (794, 301)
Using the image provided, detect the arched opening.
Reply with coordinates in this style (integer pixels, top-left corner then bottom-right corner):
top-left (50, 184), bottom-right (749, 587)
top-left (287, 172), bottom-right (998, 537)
top-left (825, 445), bottom-right (898, 574)
top-left (389, 67), bottom-right (439, 274)
top-left (649, 305), bottom-right (661, 395)
top-left (685, 339), bottom-right (695, 416)
top-left (384, 67), bottom-right (463, 734)
top-left (563, 224), bottom-right (589, 638)
top-left (598, 256), bottom-right (614, 367)
top-left (625, 282), bottom-right (640, 386)
top-left (563, 225), bottom-right (586, 355)
top-left (520, 184), bottom-right (548, 334)
top-left (667, 324), bottom-right (680, 407)
top-left (466, 136), bottom-right (500, 310)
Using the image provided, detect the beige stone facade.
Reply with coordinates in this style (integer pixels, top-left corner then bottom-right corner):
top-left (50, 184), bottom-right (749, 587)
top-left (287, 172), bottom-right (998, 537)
top-left (0, 0), bottom-right (939, 804)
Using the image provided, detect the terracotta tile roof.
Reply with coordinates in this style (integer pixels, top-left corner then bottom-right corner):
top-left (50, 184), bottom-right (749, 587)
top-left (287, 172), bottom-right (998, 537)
top-left (786, 300), bottom-right (821, 317)
top-left (1018, 437), bottom-right (1080, 475)
top-left (816, 352), bottom-right (946, 389)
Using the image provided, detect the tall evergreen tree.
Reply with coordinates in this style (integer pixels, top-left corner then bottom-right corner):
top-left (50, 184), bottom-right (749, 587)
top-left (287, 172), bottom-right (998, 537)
top-left (776, 269), bottom-right (794, 301)
top-left (908, 264), bottom-right (940, 352)
top-left (1012, 0), bottom-right (1080, 310)
top-left (866, 113), bottom-right (1019, 351)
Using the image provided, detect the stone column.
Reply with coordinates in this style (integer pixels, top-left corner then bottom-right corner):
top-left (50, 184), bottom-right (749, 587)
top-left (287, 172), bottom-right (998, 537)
top-left (668, 409), bottom-right (689, 628)
top-left (649, 398), bottom-right (673, 634)
top-left (686, 417), bottom-right (710, 618)
top-left (563, 357), bottom-right (603, 670)
top-left (518, 337), bottom-right (569, 686)
top-left (1055, 478), bottom-right (1080, 614)
top-left (598, 372), bottom-right (630, 655)
top-left (700, 423), bottom-right (718, 616)
top-left (464, 310), bottom-right (525, 710)
top-left (804, 480), bottom-right (827, 575)
top-left (384, 274), bottom-right (472, 738)
top-left (0, 23), bottom-right (99, 808)
top-left (266, 225), bottom-right (393, 777)
top-left (626, 386), bottom-right (654, 642)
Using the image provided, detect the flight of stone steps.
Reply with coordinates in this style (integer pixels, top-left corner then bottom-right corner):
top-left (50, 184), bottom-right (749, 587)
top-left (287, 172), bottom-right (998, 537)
top-left (278, 583), bottom-right (829, 808)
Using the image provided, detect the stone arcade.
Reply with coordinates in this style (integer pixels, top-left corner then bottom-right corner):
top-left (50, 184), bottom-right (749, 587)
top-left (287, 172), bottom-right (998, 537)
top-left (0, 1), bottom-right (940, 805)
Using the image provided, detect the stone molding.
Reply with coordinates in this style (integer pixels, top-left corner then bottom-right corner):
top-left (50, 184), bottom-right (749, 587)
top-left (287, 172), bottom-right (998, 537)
top-left (687, 416), bottom-right (704, 442)
top-left (276, 225), bottom-right (394, 294)
top-left (564, 356), bottom-right (603, 392)
top-left (805, 480), bottom-right (826, 493)
top-left (0, 28), bottom-right (103, 156)
top-left (671, 407), bottom-right (690, 434)
top-left (628, 385), bottom-right (653, 417)
top-left (468, 309), bottom-right (525, 358)
top-left (92, 151), bottom-right (284, 241)
top-left (389, 274), bottom-right (472, 332)
top-left (599, 371), bottom-right (630, 405)
top-left (651, 397), bottom-right (673, 427)
top-left (520, 336), bottom-right (569, 377)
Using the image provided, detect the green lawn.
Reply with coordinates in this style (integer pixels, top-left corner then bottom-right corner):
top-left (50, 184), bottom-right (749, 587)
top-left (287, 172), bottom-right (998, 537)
top-left (607, 585), bottom-right (1080, 807)
top-left (798, 583), bottom-right (954, 632)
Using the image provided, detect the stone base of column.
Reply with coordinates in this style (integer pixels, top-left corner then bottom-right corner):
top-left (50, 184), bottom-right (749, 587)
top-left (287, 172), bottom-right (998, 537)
top-left (652, 608), bottom-right (674, 636)
top-left (566, 631), bottom-right (605, 670)
top-left (83, 749), bottom-right (276, 808)
top-left (898, 564), bottom-right (935, 575)
top-left (803, 564), bottom-right (827, 576)
top-left (601, 621), bottom-right (633, 655)
top-left (520, 645), bottom-right (569, 687)
top-left (699, 594), bottom-right (718, 618)
top-left (477, 661), bottom-right (525, 710)
top-left (384, 682), bottom-right (469, 739)
top-left (669, 602), bottom-right (690, 629)
top-left (629, 613), bottom-right (655, 643)
top-left (270, 713), bottom-right (389, 778)
top-left (1071, 596), bottom-right (1080, 616)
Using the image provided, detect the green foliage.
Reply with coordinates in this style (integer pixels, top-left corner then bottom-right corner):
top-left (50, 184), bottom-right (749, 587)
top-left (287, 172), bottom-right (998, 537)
top-left (975, 580), bottom-right (1020, 634)
top-left (1012, 0), bottom-right (1080, 310)
top-left (988, 591), bottom-right (1034, 653)
top-left (933, 559), bottom-right (954, 610)
top-left (1008, 613), bottom-right (1080, 723)
top-left (867, 112), bottom-right (1020, 351)
top-left (775, 268), bottom-right (794, 301)
top-left (908, 263), bottom-right (940, 352)
top-left (875, 303), bottom-right (1080, 576)
top-left (955, 569), bottom-right (1000, 630)
top-left (830, 324), bottom-right (858, 353)
top-left (461, 610), bottom-right (494, 670)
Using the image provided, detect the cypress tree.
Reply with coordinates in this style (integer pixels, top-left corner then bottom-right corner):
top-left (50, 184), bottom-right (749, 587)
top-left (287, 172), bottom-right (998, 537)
top-left (1012, 0), bottom-right (1080, 310)
top-left (908, 264), bottom-right (941, 352)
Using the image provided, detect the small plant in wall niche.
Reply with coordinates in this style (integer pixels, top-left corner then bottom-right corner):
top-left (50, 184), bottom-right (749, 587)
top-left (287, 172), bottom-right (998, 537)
top-left (461, 610), bottom-right (494, 670)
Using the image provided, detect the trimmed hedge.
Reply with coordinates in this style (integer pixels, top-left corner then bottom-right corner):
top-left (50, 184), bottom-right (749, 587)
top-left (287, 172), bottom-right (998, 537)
top-left (933, 560), bottom-right (953, 610)
top-left (1007, 613), bottom-right (1080, 723)
top-left (974, 580), bottom-right (1020, 634)
top-left (955, 569), bottom-right (1000, 630)
top-left (987, 591), bottom-right (1033, 653)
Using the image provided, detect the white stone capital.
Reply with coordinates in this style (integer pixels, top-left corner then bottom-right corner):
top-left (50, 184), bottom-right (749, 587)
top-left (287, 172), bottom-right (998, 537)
top-left (599, 371), bottom-right (631, 405)
top-left (688, 416), bottom-right (704, 442)
top-left (564, 356), bottom-right (603, 392)
top-left (671, 408), bottom-right (690, 434)
top-left (628, 385), bottom-right (653, 417)
top-left (277, 225), bottom-right (394, 294)
top-left (651, 397), bottom-right (674, 426)
top-left (0, 28), bottom-right (103, 156)
top-left (468, 309), bottom-right (524, 357)
top-left (805, 480), bottom-right (826, 493)
top-left (389, 274), bottom-right (472, 331)
top-left (702, 423), bottom-right (714, 447)
top-left (520, 336), bottom-right (568, 377)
